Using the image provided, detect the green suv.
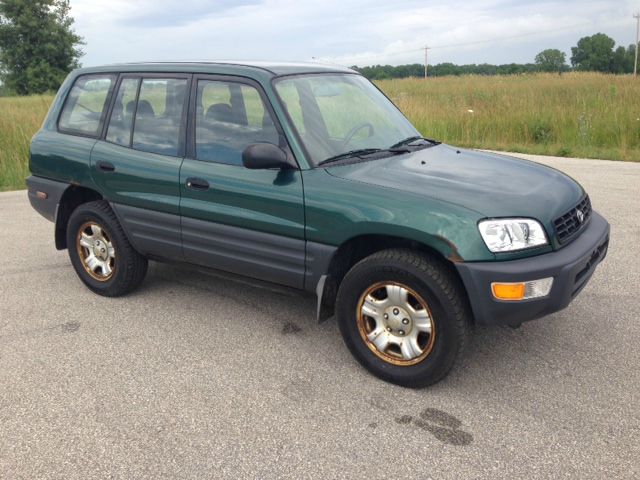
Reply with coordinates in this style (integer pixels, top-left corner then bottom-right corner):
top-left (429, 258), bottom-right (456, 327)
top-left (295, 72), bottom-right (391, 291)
top-left (27, 62), bottom-right (609, 387)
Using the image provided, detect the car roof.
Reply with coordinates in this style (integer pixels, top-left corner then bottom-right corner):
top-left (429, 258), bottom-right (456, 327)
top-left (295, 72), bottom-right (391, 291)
top-left (75, 61), bottom-right (357, 78)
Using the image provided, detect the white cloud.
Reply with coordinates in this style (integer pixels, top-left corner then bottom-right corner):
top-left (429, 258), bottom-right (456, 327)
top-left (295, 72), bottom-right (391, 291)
top-left (68, 0), bottom-right (638, 67)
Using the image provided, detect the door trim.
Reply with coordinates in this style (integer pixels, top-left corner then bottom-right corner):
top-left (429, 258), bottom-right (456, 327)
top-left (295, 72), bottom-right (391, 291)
top-left (181, 215), bottom-right (306, 288)
top-left (110, 203), bottom-right (182, 261)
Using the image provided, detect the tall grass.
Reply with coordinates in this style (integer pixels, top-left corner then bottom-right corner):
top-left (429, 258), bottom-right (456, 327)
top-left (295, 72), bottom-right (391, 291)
top-left (0, 73), bottom-right (638, 192)
top-left (378, 72), bottom-right (640, 161)
top-left (0, 95), bottom-right (52, 191)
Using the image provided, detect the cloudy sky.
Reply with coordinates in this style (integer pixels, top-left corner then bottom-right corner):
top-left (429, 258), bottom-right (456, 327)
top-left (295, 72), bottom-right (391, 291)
top-left (70, 0), bottom-right (635, 67)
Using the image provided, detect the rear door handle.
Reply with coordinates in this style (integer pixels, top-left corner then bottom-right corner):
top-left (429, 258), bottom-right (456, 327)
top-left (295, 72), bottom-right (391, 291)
top-left (97, 161), bottom-right (115, 172)
top-left (186, 177), bottom-right (210, 191)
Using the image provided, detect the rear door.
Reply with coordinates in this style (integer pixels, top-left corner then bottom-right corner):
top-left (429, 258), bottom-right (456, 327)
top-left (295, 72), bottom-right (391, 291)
top-left (91, 74), bottom-right (190, 260)
top-left (179, 75), bottom-right (306, 288)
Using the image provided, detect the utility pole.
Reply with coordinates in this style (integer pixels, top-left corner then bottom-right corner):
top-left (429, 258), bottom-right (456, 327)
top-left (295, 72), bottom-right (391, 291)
top-left (424, 45), bottom-right (430, 78)
top-left (634, 12), bottom-right (640, 77)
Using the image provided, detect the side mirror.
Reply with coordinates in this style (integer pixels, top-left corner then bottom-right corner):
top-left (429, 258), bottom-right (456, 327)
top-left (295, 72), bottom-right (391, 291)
top-left (242, 143), bottom-right (295, 170)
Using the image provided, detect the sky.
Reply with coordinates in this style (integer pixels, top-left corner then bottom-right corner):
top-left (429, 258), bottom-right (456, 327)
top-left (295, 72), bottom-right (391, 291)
top-left (69, 0), bottom-right (636, 68)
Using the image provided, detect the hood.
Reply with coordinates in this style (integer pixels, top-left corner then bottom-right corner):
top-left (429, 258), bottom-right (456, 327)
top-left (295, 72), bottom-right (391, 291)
top-left (326, 144), bottom-right (584, 222)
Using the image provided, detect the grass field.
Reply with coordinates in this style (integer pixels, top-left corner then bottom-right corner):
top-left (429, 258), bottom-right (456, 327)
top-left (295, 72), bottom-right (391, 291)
top-left (1, 72), bottom-right (638, 191)
top-left (0, 95), bottom-right (52, 191)
top-left (379, 72), bottom-right (640, 162)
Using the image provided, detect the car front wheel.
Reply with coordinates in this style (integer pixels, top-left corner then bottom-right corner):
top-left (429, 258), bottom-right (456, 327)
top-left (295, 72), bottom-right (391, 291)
top-left (336, 249), bottom-right (471, 388)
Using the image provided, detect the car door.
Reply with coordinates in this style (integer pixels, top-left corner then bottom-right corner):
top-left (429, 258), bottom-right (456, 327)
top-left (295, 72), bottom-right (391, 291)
top-left (91, 74), bottom-right (190, 261)
top-left (179, 75), bottom-right (306, 288)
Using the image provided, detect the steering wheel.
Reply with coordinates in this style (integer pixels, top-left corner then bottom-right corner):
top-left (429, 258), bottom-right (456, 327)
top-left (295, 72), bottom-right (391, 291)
top-left (342, 122), bottom-right (375, 147)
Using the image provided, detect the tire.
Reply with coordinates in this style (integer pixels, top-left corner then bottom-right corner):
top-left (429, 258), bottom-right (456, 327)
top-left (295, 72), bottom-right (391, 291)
top-left (66, 200), bottom-right (148, 297)
top-left (335, 249), bottom-right (471, 388)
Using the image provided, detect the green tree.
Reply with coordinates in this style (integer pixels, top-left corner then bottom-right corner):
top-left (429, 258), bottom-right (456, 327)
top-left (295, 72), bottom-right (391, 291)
top-left (570, 33), bottom-right (616, 72)
top-left (611, 44), bottom-right (636, 73)
top-left (0, 0), bottom-right (83, 95)
top-left (534, 48), bottom-right (567, 72)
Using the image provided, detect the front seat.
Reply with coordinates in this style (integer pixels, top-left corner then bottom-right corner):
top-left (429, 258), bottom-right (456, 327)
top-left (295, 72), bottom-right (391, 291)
top-left (206, 103), bottom-right (237, 124)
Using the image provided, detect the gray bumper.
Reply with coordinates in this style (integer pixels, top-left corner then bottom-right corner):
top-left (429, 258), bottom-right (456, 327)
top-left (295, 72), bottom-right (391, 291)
top-left (26, 175), bottom-right (68, 223)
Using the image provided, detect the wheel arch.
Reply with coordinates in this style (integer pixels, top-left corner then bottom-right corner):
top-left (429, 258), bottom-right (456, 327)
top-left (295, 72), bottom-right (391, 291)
top-left (317, 233), bottom-right (470, 322)
top-left (55, 185), bottom-right (103, 250)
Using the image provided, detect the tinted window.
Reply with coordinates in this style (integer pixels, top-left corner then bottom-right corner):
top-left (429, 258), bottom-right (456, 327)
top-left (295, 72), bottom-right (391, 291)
top-left (58, 75), bottom-right (114, 136)
top-left (131, 78), bottom-right (188, 157)
top-left (195, 80), bottom-right (279, 165)
top-left (106, 78), bottom-right (139, 146)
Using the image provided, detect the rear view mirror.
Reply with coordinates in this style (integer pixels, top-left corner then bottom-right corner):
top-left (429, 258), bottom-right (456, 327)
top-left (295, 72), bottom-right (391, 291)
top-left (242, 143), bottom-right (296, 170)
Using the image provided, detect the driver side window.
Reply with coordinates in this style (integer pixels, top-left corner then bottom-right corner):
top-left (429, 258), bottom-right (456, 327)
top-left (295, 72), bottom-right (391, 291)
top-left (195, 80), bottom-right (279, 166)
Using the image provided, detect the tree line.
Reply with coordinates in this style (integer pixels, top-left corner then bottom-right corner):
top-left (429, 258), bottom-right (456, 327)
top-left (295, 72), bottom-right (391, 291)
top-left (354, 33), bottom-right (638, 80)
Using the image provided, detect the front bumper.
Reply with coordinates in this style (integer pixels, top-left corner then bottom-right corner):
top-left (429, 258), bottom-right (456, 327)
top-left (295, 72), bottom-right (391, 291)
top-left (456, 211), bottom-right (610, 326)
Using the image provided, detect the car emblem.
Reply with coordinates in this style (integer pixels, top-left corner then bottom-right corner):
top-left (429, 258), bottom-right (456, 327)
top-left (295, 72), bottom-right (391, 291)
top-left (576, 209), bottom-right (584, 223)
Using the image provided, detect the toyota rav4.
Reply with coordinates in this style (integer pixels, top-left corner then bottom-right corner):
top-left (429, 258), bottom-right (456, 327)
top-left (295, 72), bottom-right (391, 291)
top-left (27, 62), bottom-right (610, 387)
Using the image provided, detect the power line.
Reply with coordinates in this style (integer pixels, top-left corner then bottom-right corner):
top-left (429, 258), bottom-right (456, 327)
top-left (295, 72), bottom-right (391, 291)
top-left (429, 21), bottom-right (593, 50)
top-left (319, 21), bottom-right (593, 64)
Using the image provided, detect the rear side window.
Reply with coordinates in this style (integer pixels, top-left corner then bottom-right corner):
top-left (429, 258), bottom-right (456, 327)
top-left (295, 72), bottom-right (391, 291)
top-left (58, 75), bottom-right (115, 137)
top-left (131, 78), bottom-right (188, 156)
top-left (106, 78), bottom-right (139, 146)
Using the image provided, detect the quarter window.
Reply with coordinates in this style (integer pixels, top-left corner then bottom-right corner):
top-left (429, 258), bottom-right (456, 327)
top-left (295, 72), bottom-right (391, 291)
top-left (131, 78), bottom-right (188, 157)
top-left (58, 75), bottom-right (115, 136)
top-left (195, 80), bottom-right (279, 165)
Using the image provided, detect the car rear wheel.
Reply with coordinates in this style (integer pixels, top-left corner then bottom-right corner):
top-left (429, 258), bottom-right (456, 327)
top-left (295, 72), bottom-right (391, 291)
top-left (336, 249), bottom-right (471, 388)
top-left (67, 200), bottom-right (147, 297)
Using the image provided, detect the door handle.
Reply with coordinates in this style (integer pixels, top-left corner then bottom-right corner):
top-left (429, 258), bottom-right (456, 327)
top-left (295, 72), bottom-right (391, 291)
top-left (97, 161), bottom-right (115, 172)
top-left (186, 177), bottom-right (210, 191)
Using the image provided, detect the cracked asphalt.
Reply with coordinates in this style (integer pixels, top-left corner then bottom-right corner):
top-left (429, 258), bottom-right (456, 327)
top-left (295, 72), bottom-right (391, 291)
top-left (1, 153), bottom-right (639, 479)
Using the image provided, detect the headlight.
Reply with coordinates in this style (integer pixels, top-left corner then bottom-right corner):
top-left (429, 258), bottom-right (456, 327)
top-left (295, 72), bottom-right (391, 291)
top-left (478, 218), bottom-right (548, 253)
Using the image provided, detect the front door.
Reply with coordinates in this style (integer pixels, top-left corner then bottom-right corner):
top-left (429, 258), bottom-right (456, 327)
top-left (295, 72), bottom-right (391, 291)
top-left (179, 76), bottom-right (306, 288)
top-left (91, 74), bottom-right (190, 260)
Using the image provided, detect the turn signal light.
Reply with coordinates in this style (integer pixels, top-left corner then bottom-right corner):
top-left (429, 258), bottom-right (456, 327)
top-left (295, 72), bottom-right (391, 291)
top-left (491, 277), bottom-right (554, 301)
top-left (492, 283), bottom-right (526, 300)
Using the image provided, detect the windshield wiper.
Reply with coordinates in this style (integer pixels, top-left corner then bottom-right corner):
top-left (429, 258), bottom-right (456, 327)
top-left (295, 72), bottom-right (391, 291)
top-left (389, 136), bottom-right (439, 149)
top-left (318, 148), bottom-right (382, 166)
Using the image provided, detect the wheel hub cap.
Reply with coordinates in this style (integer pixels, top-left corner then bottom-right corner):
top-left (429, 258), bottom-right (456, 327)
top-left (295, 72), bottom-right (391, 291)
top-left (383, 305), bottom-right (411, 336)
top-left (356, 281), bottom-right (436, 366)
top-left (76, 222), bottom-right (116, 281)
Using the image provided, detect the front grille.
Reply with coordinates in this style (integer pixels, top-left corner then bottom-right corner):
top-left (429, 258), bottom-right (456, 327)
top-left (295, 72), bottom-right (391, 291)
top-left (553, 195), bottom-right (592, 244)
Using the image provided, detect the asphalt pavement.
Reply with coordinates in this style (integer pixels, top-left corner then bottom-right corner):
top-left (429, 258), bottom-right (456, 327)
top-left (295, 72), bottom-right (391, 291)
top-left (1, 153), bottom-right (639, 479)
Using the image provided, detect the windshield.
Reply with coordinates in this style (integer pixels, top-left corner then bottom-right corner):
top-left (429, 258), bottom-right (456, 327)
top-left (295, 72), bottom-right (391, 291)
top-left (274, 74), bottom-right (420, 166)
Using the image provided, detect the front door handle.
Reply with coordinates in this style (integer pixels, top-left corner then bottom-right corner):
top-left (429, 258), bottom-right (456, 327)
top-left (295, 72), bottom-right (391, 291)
top-left (186, 177), bottom-right (210, 191)
top-left (97, 161), bottom-right (115, 172)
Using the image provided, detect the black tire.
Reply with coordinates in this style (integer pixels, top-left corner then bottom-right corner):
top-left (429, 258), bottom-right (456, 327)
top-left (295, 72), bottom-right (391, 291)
top-left (335, 249), bottom-right (471, 388)
top-left (66, 200), bottom-right (148, 297)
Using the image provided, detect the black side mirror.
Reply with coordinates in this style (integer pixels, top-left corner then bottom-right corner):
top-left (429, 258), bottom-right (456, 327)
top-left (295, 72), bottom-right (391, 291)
top-left (242, 143), bottom-right (296, 170)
